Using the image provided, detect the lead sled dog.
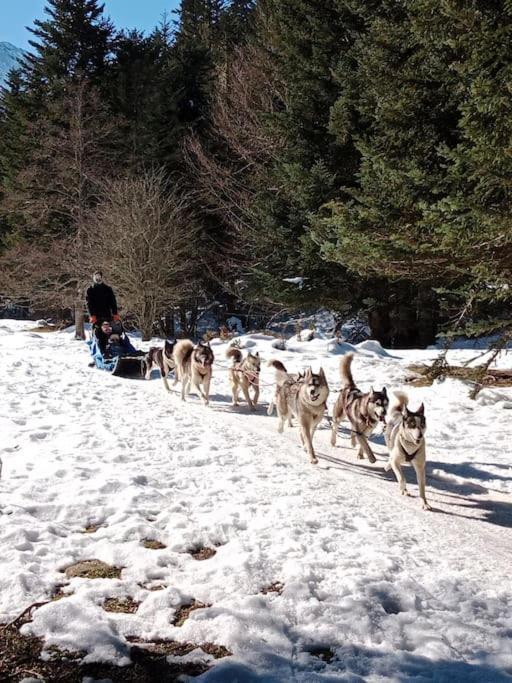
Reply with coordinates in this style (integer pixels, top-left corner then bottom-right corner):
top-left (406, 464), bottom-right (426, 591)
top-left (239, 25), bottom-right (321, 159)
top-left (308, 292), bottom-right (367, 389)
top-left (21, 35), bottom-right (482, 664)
top-left (268, 359), bottom-right (329, 464)
top-left (226, 347), bottom-right (261, 410)
top-left (385, 391), bottom-right (431, 510)
top-left (173, 340), bottom-right (214, 405)
top-left (330, 352), bottom-right (388, 463)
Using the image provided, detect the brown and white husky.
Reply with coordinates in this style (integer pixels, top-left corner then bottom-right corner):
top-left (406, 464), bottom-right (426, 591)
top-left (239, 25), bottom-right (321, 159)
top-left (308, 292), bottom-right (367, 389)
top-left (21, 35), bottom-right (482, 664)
top-left (226, 347), bottom-right (261, 410)
top-left (173, 340), bottom-right (214, 405)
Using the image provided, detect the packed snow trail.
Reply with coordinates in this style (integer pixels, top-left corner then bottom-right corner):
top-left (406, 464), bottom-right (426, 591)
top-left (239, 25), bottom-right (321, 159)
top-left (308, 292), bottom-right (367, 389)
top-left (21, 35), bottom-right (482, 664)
top-left (1, 322), bottom-right (511, 682)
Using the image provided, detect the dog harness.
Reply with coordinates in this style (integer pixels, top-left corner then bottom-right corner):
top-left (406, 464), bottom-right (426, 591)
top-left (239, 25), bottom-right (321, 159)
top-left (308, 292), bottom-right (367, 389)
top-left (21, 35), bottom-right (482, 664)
top-left (398, 436), bottom-right (422, 462)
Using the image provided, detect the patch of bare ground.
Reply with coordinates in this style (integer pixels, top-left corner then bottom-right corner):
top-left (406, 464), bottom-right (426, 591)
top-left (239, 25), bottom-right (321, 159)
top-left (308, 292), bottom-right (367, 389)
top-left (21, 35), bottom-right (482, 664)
top-left (127, 637), bottom-right (231, 660)
top-left (103, 597), bottom-right (139, 614)
top-left (140, 583), bottom-right (166, 591)
top-left (51, 586), bottom-right (70, 601)
top-left (188, 542), bottom-right (223, 560)
top-left (261, 581), bottom-right (284, 595)
top-left (0, 625), bottom-right (214, 681)
top-left (0, 599), bottom-right (231, 682)
top-left (173, 600), bottom-right (211, 627)
top-left (306, 645), bottom-right (336, 663)
top-left (26, 325), bottom-right (57, 333)
top-left (63, 559), bottom-right (122, 580)
top-left (141, 538), bottom-right (166, 550)
top-left (82, 524), bottom-right (103, 534)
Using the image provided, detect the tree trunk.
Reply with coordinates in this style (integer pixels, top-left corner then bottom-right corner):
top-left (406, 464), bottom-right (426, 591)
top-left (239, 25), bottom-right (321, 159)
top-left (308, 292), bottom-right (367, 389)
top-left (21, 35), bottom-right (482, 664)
top-left (161, 312), bottom-right (174, 338)
top-left (74, 300), bottom-right (85, 340)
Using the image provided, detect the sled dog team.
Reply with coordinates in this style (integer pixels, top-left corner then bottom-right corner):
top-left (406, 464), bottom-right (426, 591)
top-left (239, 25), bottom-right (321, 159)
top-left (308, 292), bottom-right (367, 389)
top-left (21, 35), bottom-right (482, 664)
top-left (145, 340), bottom-right (431, 511)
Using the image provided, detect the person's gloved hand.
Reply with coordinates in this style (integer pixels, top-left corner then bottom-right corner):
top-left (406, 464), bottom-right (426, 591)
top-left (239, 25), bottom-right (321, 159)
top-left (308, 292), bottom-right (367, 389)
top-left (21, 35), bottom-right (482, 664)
top-left (113, 314), bottom-right (121, 322)
top-left (90, 315), bottom-right (97, 324)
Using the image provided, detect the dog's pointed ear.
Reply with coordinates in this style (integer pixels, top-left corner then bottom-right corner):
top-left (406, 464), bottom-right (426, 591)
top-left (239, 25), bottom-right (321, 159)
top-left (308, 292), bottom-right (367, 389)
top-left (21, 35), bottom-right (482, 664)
top-left (305, 367), bottom-right (312, 379)
top-left (370, 385), bottom-right (375, 397)
top-left (319, 367), bottom-right (326, 381)
top-left (417, 402), bottom-right (425, 415)
top-left (402, 406), bottom-right (409, 418)
top-left (255, 351), bottom-right (260, 357)
top-left (382, 386), bottom-right (387, 396)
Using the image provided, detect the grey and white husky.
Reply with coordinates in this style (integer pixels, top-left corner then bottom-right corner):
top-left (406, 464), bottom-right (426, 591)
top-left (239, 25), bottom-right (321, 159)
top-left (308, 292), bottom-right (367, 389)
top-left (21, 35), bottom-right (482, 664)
top-left (145, 339), bottom-right (176, 392)
top-left (330, 352), bottom-right (388, 463)
top-left (173, 340), bottom-right (214, 405)
top-left (226, 347), bottom-right (261, 410)
top-left (385, 391), bottom-right (431, 510)
top-left (268, 359), bottom-right (329, 465)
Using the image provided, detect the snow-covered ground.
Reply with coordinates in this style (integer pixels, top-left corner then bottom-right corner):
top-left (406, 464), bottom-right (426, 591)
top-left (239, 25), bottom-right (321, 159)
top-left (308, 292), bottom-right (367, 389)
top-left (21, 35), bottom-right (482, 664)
top-left (1, 320), bottom-right (512, 682)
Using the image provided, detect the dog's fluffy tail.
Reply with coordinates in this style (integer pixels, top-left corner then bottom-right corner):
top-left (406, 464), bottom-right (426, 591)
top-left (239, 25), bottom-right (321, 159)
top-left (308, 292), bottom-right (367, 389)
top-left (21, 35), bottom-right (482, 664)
top-left (339, 352), bottom-right (355, 387)
top-left (226, 347), bottom-right (243, 364)
top-left (267, 358), bottom-right (288, 386)
top-left (173, 339), bottom-right (194, 367)
top-left (390, 390), bottom-right (409, 417)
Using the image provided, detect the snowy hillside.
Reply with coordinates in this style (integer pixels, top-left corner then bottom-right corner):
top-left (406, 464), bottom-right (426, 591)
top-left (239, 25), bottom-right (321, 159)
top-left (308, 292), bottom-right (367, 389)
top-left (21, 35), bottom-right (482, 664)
top-left (0, 42), bottom-right (25, 87)
top-left (1, 321), bottom-right (511, 681)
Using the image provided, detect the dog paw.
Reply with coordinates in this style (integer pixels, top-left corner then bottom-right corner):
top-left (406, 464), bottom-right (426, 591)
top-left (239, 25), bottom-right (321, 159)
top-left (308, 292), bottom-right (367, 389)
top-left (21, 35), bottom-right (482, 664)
top-left (422, 501), bottom-right (432, 511)
top-left (401, 490), bottom-right (411, 497)
top-left (311, 457), bottom-right (318, 465)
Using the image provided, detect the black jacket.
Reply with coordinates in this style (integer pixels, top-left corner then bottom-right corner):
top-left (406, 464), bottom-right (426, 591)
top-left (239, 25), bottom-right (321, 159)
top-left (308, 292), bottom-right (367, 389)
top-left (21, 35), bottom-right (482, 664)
top-left (86, 282), bottom-right (118, 321)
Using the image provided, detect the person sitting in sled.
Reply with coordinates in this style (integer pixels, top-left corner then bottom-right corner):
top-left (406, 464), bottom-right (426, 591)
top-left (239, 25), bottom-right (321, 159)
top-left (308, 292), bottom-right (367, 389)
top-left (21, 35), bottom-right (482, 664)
top-left (95, 321), bottom-right (139, 359)
top-left (86, 270), bottom-right (120, 329)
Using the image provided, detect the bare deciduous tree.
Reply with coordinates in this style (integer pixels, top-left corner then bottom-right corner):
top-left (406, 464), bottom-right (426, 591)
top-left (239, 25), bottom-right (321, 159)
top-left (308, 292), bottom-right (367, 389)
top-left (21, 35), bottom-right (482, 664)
top-left (0, 80), bottom-right (117, 337)
top-left (87, 168), bottom-right (198, 340)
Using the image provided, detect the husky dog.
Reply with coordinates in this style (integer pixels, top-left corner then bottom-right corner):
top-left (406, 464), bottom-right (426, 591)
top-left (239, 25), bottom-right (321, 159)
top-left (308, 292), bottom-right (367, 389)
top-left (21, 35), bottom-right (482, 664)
top-left (145, 340), bottom-right (176, 391)
top-left (385, 391), bottom-right (431, 510)
top-left (266, 360), bottom-right (304, 420)
top-left (173, 340), bottom-right (214, 405)
top-left (330, 353), bottom-right (388, 463)
top-left (226, 347), bottom-right (261, 410)
top-left (268, 359), bottom-right (329, 465)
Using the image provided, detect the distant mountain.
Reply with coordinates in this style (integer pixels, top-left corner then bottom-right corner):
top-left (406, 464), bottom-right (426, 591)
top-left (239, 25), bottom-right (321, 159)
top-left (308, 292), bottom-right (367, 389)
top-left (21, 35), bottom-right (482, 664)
top-left (0, 42), bottom-right (26, 87)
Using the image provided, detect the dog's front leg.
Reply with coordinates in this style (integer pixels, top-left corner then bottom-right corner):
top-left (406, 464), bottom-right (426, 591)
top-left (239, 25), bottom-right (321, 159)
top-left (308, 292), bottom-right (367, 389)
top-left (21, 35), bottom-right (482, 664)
top-left (390, 459), bottom-right (408, 496)
top-left (413, 458), bottom-right (431, 510)
top-left (277, 415), bottom-right (285, 433)
top-left (181, 373), bottom-right (189, 401)
top-left (300, 418), bottom-right (318, 465)
top-left (203, 375), bottom-right (211, 405)
top-left (252, 383), bottom-right (259, 407)
top-left (162, 373), bottom-right (171, 392)
top-left (241, 383), bottom-right (255, 410)
top-left (354, 432), bottom-right (376, 463)
top-left (145, 362), bottom-right (152, 381)
top-left (330, 416), bottom-right (339, 447)
top-left (231, 377), bottom-right (239, 406)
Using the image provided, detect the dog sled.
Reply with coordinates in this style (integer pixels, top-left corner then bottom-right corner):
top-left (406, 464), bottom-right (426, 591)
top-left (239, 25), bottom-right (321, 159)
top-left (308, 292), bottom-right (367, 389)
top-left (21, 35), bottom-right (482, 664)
top-left (87, 326), bottom-right (146, 379)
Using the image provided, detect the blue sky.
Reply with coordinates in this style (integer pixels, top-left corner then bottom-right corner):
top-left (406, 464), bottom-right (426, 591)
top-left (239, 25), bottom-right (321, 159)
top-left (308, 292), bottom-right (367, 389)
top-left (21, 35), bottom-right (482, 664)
top-left (0, 1), bottom-right (181, 50)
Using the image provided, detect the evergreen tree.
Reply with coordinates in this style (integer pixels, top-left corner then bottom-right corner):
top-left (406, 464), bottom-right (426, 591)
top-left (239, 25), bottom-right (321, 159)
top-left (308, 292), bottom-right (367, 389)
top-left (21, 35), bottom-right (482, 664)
top-left (311, 0), bottom-right (460, 344)
top-left (313, 0), bottom-right (512, 341)
top-left (0, 0), bottom-right (114, 239)
top-left (22, 0), bottom-right (113, 93)
top-left (108, 23), bottom-right (183, 169)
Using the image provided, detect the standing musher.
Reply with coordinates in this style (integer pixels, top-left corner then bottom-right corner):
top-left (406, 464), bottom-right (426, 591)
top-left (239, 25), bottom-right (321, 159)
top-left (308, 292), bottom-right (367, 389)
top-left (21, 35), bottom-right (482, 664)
top-left (86, 270), bottom-right (120, 329)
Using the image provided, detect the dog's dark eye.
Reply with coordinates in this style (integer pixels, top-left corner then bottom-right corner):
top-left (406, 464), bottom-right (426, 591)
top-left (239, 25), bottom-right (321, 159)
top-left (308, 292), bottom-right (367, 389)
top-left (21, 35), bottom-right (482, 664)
top-left (407, 419), bottom-right (417, 428)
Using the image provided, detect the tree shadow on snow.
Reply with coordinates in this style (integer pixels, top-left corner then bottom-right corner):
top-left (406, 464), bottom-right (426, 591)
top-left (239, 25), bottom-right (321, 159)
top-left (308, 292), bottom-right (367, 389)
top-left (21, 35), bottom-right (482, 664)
top-left (200, 645), bottom-right (512, 683)
top-left (318, 438), bottom-right (512, 529)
